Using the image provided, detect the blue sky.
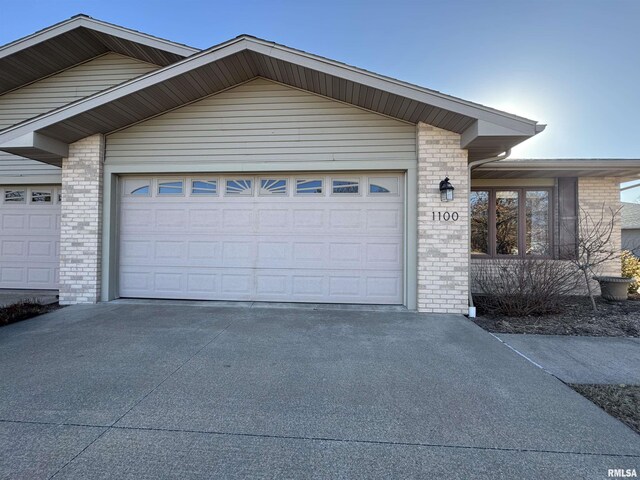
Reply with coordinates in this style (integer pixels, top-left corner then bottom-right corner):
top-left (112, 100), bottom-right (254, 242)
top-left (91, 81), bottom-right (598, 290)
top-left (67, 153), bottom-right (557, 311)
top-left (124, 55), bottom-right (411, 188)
top-left (1, 0), bottom-right (639, 196)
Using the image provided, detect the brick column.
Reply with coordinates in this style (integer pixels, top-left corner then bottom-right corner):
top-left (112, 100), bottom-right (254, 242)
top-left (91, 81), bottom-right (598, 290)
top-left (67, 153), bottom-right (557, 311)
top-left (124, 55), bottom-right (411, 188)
top-left (59, 134), bottom-right (104, 304)
top-left (417, 122), bottom-right (469, 314)
top-left (578, 177), bottom-right (622, 277)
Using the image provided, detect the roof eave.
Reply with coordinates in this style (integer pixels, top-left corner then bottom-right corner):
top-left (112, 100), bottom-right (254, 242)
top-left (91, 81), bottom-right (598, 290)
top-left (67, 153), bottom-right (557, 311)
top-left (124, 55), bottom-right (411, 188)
top-left (0, 35), bottom-right (546, 151)
top-left (473, 159), bottom-right (640, 179)
top-left (0, 15), bottom-right (199, 60)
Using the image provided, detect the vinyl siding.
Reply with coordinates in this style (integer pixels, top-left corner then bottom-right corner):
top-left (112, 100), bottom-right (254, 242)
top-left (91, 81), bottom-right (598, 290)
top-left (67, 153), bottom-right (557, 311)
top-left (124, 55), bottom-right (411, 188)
top-left (106, 78), bottom-right (417, 165)
top-left (0, 53), bottom-right (159, 183)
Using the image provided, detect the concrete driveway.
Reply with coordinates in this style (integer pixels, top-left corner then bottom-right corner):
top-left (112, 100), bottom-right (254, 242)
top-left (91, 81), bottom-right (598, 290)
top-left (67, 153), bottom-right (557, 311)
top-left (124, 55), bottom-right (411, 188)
top-left (0, 303), bottom-right (638, 479)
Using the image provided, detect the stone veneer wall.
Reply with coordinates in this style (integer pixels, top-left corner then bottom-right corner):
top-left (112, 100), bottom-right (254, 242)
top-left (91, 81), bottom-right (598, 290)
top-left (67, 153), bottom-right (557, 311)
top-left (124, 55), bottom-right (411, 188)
top-left (59, 134), bottom-right (104, 304)
top-left (417, 122), bottom-right (469, 314)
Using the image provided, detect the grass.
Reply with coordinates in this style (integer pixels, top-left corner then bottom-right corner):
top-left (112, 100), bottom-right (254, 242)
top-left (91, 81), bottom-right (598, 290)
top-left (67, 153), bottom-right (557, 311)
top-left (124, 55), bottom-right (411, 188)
top-left (0, 300), bottom-right (60, 327)
top-left (570, 384), bottom-right (640, 435)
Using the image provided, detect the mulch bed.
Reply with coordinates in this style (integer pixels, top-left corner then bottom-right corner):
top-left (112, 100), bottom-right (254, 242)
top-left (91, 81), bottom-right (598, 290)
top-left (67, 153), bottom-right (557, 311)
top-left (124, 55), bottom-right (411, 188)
top-left (570, 384), bottom-right (640, 435)
top-left (472, 295), bottom-right (640, 337)
top-left (0, 301), bottom-right (61, 327)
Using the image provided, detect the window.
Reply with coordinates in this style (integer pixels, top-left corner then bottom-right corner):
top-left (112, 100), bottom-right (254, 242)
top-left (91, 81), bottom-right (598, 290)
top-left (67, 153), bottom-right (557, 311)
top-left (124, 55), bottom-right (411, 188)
top-left (31, 189), bottom-right (52, 203)
top-left (332, 179), bottom-right (359, 194)
top-left (4, 190), bottom-right (25, 203)
top-left (158, 180), bottom-right (184, 195)
top-left (192, 180), bottom-right (217, 195)
top-left (368, 177), bottom-right (398, 195)
top-left (131, 186), bottom-right (150, 196)
top-left (260, 178), bottom-right (287, 195)
top-left (226, 179), bottom-right (253, 196)
top-left (125, 179), bottom-right (151, 196)
top-left (526, 190), bottom-right (550, 256)
top-left (296, 179), bottom-right (323, 195)
top-left (470, 191), bottom-right (489, 254)
top-left (496, 191), bottom-right (519, 255)
top-left (471, 188), bottom-right (552, 258)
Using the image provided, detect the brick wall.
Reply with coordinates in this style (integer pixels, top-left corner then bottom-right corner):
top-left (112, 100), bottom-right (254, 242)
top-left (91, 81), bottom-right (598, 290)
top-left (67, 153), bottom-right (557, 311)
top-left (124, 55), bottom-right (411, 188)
top-left (417, 122), bottom-right (469, 314)
top-left (578, 177), bottom-right (622, 277)
top-left (59, 134), bottom-right (104, 304)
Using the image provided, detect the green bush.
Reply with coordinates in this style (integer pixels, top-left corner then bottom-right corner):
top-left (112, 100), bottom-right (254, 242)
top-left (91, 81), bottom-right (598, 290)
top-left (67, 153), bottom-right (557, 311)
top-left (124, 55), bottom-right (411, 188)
top-left (621, 250), bottom-right (640, 294)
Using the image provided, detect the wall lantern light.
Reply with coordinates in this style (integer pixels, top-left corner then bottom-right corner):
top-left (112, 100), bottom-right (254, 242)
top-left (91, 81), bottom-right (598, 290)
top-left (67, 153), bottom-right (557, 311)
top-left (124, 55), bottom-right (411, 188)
top-left (439, 176), bottom-right (454, 202)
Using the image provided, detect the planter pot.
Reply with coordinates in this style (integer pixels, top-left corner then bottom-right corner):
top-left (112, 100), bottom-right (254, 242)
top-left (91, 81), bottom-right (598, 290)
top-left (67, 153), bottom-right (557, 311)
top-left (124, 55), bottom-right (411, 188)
top-left (593, 276), bottom-right (634, 301)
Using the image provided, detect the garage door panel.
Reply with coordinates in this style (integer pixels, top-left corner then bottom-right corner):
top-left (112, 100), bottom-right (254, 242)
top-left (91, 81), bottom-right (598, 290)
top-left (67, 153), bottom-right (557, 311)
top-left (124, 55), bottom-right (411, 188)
top-left (366, 207), bottom-right (402, 232)
top-left (119, 174), bottom-right (403, 304)
top-left (1, 240), bottom-right (24, 256)
top-left (0, 187), bottom-right (60, 289)
top-left (292, 209), bottom-right (324, 230)
top-left (222, 209), bottom-right (253, 229)
top-left (156, 209), bottom-right (187, 228)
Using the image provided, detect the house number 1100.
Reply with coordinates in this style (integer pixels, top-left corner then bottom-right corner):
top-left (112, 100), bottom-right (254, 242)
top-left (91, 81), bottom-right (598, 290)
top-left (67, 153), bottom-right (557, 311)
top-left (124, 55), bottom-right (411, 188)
top-left (432, 211), bottom-right (459, 222)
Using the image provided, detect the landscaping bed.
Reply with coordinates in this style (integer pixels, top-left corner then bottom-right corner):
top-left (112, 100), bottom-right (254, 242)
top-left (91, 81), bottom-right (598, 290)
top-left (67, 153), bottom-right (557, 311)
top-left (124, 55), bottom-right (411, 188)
top-left (472, 295), bottom-right (640, 337)
top-left (0, 300), bottom-right (61, 327)
top-left (570, 384), bottom-right (640, 435)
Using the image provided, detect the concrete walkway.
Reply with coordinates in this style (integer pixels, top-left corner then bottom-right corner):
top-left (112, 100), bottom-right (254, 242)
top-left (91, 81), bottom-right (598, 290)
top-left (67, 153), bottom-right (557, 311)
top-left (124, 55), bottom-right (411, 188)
top-left (0, 289), bottom-right (58, 307)
top-left (0, 304), bottom-right (638, 479)
top-left (497, 334), bottom-right (640, 384)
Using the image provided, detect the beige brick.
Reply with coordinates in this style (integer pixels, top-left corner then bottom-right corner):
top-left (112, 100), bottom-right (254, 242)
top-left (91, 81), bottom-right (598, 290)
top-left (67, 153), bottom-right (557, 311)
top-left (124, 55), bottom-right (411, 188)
top-left (417, 123), bottom-right (469, 314)
top-left (59, 134), bottom-right (104, 305)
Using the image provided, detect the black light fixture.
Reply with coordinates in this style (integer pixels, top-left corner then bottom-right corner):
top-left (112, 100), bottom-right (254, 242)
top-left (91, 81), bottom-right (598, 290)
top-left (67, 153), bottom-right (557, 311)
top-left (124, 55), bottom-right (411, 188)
top-left (439, 176), bottom-right (454, 202)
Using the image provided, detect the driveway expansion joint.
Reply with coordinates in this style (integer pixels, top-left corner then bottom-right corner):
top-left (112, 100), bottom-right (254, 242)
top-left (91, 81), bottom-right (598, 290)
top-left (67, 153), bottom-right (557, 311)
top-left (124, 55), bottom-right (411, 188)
top-left (2, 418), bottom-right (638, 460)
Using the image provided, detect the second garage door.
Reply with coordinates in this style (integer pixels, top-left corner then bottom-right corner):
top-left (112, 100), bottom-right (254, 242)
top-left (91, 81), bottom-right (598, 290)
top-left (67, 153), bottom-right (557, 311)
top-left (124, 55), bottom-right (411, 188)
top-left (0, 185), bottom-right (60, 289)
top-left (119, 173), bottom-right (404, 304)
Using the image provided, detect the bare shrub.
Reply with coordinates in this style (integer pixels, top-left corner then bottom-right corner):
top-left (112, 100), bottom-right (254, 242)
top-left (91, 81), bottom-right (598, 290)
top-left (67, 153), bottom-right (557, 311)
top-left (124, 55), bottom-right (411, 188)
top-left (566, 205), bottom-right (623, 312)
top-left (472, 258), bottom-right (581, 316)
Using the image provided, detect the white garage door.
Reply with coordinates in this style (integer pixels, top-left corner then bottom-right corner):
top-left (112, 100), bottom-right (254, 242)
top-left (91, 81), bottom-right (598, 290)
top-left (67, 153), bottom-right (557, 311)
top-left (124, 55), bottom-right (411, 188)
top-left (0, 186), bottom-right (60, 289)
top-left (119, 173), bottom-right (404, 304)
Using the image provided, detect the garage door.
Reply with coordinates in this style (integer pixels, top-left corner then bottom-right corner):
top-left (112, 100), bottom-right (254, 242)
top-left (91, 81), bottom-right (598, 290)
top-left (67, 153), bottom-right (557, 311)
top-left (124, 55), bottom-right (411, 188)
top-left (119, 174), bottom-right (404, 304)
top-left (0, 186), bottom-right (60, 289)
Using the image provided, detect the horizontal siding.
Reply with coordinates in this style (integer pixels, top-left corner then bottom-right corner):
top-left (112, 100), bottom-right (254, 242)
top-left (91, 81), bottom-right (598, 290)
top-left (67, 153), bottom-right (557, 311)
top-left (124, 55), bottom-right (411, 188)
top-left (106, 78), bottom-right (417, 165)
top-left (0, 53), bottom-right (158, 129)
top-left (0, 151), bottom-right (61, 183)
top-left (0, 53), bottom-right (157, 182)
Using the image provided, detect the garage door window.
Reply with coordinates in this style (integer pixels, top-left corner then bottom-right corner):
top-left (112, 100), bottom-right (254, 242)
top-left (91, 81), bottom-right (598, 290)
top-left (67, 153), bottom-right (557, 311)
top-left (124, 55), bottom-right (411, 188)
top-left (31, 190), bottom-right (52, 203)
top-left (226, 179), bottom-right (253, 196)
top-left (332, 179), bottom-right (359, 194)
top-left (260, 179), bottom-right (288, 196)
top-left (296, 179), bottom-right (323, 195)
top-left (125, 179), bottom-right (151, 196)
top-left (368, 177), bottom-right (398, 195)
top-left (4, 190), bottom-right (25, 203)
top-left (158, 180), bottom-right (184, 195)
top-left (192, 180), bottom-right (217, 195)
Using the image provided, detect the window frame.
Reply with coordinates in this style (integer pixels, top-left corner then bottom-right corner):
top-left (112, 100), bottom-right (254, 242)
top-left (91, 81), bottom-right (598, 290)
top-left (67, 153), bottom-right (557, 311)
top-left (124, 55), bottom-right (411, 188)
top-left (157, 178), bottom-right (185, 196)
top-left (471, 187), bottom-right (555, 259)
top-left (331, 177), bottom-right (361, 196)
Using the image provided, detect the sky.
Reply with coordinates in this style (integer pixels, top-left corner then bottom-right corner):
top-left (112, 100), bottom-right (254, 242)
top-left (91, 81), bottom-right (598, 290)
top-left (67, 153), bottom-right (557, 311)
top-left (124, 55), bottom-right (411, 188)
top-left (1, 0), bottom-right (639, 196)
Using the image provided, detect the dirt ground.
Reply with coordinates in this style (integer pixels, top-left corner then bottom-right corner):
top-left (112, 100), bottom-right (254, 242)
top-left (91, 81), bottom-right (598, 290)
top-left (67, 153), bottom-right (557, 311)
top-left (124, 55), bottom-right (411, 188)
top-left (570, 384), bottom-right (640, 435)
top-left (472, 295), bottom-right (640, 337)
top-left (0, 301), bottom-right (60, 327)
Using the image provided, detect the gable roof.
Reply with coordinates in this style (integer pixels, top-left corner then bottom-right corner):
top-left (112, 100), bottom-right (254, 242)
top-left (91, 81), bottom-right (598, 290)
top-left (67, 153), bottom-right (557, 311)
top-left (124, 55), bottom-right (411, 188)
top-left (0, 22), bottom-right (545, 164)
top-left (0, 14), bottom-right (199, 95)
top-left (622, 202), bottom-right (640, 229)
